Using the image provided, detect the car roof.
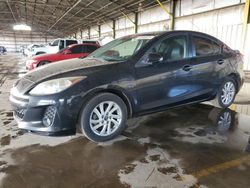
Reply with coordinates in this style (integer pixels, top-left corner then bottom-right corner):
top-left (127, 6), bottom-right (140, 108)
top-left (125, 30), bottom-right (221, 43)
top-left (68, 43), bottom-right (99, 48)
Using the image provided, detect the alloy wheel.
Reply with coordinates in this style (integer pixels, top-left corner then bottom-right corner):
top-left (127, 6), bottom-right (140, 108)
top-left (221, 81), bottom-right (235, 106)
top-left (89, 101), bottom-right (122, 136)
top-left (217, 112), bottom-right (232, 132)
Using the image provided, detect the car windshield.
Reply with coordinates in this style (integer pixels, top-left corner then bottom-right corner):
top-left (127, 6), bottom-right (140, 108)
top-left (50, 40), bottom-right (59, 46)
top-left (88, 35), bottom-right (156, 61)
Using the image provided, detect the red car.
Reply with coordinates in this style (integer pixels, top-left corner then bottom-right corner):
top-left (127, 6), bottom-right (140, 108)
top-left (26, 43), bottom-right (100, 70)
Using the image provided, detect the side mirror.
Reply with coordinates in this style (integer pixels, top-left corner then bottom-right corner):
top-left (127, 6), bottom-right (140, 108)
top-left (64, 49), bottom-right (72, 54)
top-left (147, 53), bottom-right (163, 64)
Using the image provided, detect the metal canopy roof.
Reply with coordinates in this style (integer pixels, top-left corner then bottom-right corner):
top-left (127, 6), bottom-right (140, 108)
top-left (0, 0), bottom-right (169, 37)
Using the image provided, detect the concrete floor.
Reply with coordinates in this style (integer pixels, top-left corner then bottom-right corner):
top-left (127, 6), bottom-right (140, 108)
top-left (0, 53), bottom-right (250, 188)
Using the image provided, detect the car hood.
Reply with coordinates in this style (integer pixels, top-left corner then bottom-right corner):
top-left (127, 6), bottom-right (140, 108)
top-left (15, 58), bottom-right (117, 94)
top-left (33, 53), bottom-right (58, 59)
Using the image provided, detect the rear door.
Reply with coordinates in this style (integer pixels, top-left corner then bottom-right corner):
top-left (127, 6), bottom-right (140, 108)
top-left (190, 34), bottom-right (224, 98)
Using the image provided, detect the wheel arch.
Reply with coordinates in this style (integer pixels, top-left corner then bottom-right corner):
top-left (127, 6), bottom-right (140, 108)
top-left (227, 73), bottom-right (240, 92)
top-left (37, 60), bottom-right (51, 67)
top-left (35, 51), bottom-right (46, 55)
top-left (78, 87), bottom-right (134, 119)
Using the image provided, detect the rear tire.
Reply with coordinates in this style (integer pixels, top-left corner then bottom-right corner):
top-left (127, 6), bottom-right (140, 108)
top-left (213, 77), bottom-right (237, 108)
top-left (79, 93), bottom-right (128, 142)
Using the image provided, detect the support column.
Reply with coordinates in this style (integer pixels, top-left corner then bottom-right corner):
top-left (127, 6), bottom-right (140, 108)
top-left (88, 27), bottom-right (91, 39)
top-left (112, 20), bottom-right (116, 39)
top-left (170, 0), bottom-right (177, 30)
top-left (98, 25), bottom-right (101, 38)
top-left (135, 12), bottom-right (138, 33)
top-left (242, 0), bottom-right (250, 51)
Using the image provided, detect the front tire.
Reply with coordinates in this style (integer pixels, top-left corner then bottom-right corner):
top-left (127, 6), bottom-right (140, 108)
top-left (79, 93), bottom-right (128, 142)
top-left (38, 60), bottom-right (50, 67)
top-left (214, 77), bottom-right (237, 108)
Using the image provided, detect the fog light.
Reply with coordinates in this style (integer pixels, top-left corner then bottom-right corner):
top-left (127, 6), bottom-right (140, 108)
top-left (43, 106), bottom-right (57, 127)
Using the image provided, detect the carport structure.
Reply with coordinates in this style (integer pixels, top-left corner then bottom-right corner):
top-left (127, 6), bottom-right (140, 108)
top-left (1, 0), bottom-right (250, 71)
top-left (0, 0), bottom-right (171, 37)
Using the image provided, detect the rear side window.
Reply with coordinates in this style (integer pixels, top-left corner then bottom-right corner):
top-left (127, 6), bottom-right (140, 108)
top-left (193, 36), bottom-right (220, 56)
top-left (70, 45), bottom-right (83, 54)
top-left (85, 45), bottom-right (98, 53)
top-left (66, 40), bottom-right (78, 46)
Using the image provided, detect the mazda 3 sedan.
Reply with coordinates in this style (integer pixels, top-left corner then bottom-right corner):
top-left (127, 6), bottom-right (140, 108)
top-left (10, 31), bottom-right (244, 142)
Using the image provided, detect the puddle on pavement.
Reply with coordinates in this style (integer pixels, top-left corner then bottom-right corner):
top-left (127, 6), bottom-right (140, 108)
top-left (0, 104), bottom-right (250, 187)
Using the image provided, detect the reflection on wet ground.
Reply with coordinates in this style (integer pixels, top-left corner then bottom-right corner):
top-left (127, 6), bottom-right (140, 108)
top-left (0, 53), bottom-right (250, 188)
top-left (1, 104), bottom-right (250, 187)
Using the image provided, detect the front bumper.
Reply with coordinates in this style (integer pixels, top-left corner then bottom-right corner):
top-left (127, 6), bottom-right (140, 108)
top-left (9, 87), bottom-right (77, 136)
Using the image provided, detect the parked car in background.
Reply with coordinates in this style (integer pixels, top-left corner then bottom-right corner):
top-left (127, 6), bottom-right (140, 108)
top-left (48, 38), bottom-right (78, 54)
top-left (10, 31), bottom-right (244, 142)
top-left (82, 39), bottom-right (100, 46)
top-left (0, 46), bottom-right (7, 54)
top-left (24, 39), bottom-right (100, 57)
top-left (24, 44), bottom-right (46, 56)
top-left (26, 43), bottom-right (100, 70)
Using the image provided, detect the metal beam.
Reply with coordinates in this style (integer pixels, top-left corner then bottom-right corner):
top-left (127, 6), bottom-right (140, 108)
top-left (6, 0), bottom-right (17, 23)
top-left (46, 0), bottom-right (82, 33)
top-left (64, 0), bottom-right (144, 33)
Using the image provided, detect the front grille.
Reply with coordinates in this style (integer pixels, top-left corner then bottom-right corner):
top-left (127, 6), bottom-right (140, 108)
top-left (14, 108), bottom-right (27, 119)
top-left (43, 106), bottom-right (57, 127)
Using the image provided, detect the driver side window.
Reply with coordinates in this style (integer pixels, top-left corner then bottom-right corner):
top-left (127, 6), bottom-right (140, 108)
top-left (153, 35), bottom-right (187, 62)
top-left (141, 35), bottom-right (188, 65)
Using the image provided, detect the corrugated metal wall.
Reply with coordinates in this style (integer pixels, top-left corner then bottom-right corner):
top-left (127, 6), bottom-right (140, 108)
top-left (74, 0), bottom-right (249, 70)
top-left (0, 31), bottom-right (55, 52)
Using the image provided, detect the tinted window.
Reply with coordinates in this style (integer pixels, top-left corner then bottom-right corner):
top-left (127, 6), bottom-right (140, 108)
top-left (150, 35), bottom-right (187, 62)
top-left (85, 45), bottom-right (98, 53)
top-left (70, 45), bottom-right (83, 54)
top-left (66, 40), bottom-right (77, 46)
top-left (193, 36), bottom-right (220, 56)
top-left (59, 40), bottom-right (65, 50)
top-left (83, 41), bottom-right (98, 44)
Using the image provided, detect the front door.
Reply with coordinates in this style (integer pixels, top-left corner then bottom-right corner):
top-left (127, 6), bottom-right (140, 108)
top-left (135, 34), bottom-right (196, 112)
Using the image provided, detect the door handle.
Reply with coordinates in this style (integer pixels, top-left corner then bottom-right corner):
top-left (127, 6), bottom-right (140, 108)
top-left (217, 59), bottom-right (224, 65)
top-left (182, 65), bottom-right (192, 72)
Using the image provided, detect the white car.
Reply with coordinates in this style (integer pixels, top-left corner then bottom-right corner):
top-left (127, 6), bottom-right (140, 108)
top-left (24, 39), bottom-right (100, 57)
top-left (48, 38), bottom-right (100, 53)
top-left (24, 44), bottom-right (47, 57)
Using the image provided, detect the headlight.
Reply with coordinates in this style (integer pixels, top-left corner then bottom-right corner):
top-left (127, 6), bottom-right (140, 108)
top-left (26, 59), bottom-right (37, 65)
top-left (29, 76), bottom-right (86, 95)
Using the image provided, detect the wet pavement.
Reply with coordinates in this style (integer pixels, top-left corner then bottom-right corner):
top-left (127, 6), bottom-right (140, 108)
top-left (0, 53), bottom-right (250, 188)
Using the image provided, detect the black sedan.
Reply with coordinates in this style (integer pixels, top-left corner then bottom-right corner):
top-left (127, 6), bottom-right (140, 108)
top-left (10, 31), bottom-right (244, 142)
